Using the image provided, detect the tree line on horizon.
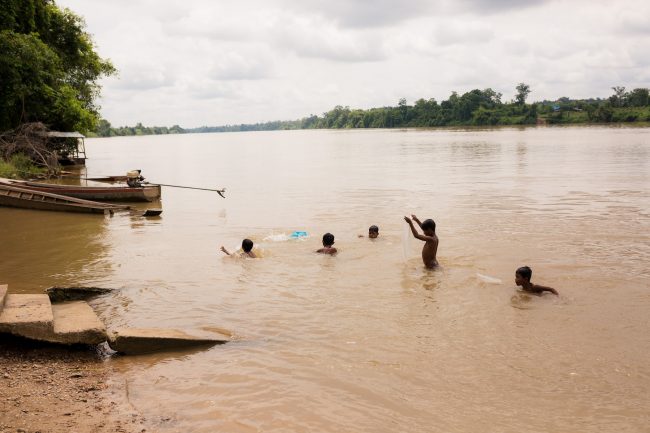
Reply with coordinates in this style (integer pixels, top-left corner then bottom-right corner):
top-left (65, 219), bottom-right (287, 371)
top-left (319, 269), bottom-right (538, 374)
top-left (95, 85), bottom-right (650, 137)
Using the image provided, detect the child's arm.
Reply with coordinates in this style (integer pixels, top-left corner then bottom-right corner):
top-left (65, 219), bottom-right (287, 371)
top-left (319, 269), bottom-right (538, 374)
top-left (534, 284), bottom-right (558, 295)
top-left (404, 217), bottom-right (436, 242)
top-left (411, 214), bottom-right (423, 229)
top-left (540, 285), bottom-right (559, 295)
top-left (220, 246), bottom-right (231, 256)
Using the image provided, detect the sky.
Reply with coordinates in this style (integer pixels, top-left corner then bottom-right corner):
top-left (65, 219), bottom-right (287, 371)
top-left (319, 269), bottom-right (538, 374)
top-left (57, 0), bottom-right (650, 128)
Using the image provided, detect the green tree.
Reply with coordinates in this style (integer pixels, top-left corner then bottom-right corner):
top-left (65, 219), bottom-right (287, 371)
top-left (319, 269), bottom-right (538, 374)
top-left (0, 31), bottom-right (61, 130)
top-left (0, 0), bottom-right (114, 133)
top-left (626, 88), bottom-right (649, 107)
top-left (96, 118), bottom-right (112, 136)
top-left (515, 83), bottom-right (531, 105)
top-left (609, 86), bottom-right (627, 107)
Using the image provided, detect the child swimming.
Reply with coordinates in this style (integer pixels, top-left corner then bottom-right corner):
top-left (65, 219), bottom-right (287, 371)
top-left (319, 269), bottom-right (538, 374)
top-left (515, 266), bottom-right (558, 295)
top-left (316, 233), bottom-right (337, 255)
top-left (359, 225), bottom-right (379, 239)
top-left (221, 238), bottom-right (257, 258)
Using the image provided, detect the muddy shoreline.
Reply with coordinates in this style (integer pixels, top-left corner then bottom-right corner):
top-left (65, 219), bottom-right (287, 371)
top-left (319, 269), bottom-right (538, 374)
top-left (0, 336), bottom-right (145, 433)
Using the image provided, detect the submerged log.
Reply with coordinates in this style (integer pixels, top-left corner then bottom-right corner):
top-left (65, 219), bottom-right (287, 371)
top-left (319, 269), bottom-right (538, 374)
top-left (45, 286), bottom-right (114, 303)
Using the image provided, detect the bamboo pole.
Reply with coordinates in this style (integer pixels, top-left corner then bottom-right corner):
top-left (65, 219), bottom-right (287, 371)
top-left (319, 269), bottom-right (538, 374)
top-left (147, 182), bottom-right (225, 198)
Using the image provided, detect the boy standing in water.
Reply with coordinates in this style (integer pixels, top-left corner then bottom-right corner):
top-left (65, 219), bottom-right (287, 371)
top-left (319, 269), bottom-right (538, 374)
top-left (404, 214), bottom-right (438, 268)
top-left (317, 233), bottom-right (337, 255)
top-left (221, 239), bottom-right (257, 258)
top-left (515, 266), bottom-right (558, 295)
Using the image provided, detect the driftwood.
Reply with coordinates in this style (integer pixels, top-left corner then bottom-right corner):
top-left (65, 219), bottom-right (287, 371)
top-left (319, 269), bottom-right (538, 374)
top-left (0, 122), bottom-right (60, 175)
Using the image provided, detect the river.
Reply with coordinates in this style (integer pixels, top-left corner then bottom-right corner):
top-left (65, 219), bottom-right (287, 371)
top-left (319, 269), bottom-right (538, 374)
top-left (1, 126), bottom-right (649, 432)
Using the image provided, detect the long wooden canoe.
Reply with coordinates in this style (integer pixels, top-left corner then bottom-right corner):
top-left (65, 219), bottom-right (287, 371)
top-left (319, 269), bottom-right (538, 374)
top-left (0, 183), bottom-right (129, 214)
top-left (86, 175), bottom-right (128, 182)
top-left (0, 179), bottom-right (161, 202)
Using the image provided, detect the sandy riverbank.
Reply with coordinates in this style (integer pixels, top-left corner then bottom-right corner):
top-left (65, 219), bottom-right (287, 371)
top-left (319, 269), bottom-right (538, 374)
top-left (0, 336), bottom-right (146, 433)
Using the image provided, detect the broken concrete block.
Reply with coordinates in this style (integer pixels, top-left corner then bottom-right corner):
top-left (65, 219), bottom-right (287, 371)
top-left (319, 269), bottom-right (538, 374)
top-left (108, 327), bottom-right (228, 355)
top-left (0, 284), bottom-right (7, 310)
top-left (50, 301), bottom-right (107, 345)
top-left (45, 286), bottom-right (113, 303)
top-left (0, 294), bottom-right (54, 341)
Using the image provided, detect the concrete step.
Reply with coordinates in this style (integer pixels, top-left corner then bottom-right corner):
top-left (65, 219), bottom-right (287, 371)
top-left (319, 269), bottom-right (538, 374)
top-left (46, 286), bottom-right (114, 303)
top-left (108, 327), bottom-right (229, 355)
top-left (0, 284), bottom-right (7, 311)
top-left (50, 301), bottom-right (107, 345)
top-left (0, 294), bottom-right (54, 341)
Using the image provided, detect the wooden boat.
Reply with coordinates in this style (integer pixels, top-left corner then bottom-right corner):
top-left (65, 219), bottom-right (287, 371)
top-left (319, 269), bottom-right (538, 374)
top-left (86, 175), bottom-right (128, 182)
top-left (0, 179), bottom-right (161, 202)
top-left (0, 183), bottom-right (129, 214)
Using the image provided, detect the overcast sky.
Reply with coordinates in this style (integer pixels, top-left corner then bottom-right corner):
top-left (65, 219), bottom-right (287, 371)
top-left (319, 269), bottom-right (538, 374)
top-left (57, 0), bottom-right (650, 128)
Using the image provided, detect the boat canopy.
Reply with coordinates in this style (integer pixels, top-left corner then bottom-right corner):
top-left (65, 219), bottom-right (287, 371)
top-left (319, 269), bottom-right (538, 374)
top-left (46, 131), bottom-right (85, 138)
top-left (44, 131), bottom-right (87, 165)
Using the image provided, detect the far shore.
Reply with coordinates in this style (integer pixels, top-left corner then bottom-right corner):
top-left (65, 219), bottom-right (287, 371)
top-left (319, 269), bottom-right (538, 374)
top-left (89, 120), bottom-right (650, 139)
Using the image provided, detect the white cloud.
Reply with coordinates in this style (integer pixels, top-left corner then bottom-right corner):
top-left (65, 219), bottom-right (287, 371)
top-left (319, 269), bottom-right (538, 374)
top-left (54, 0), bottom-right (650, 127)
top-left (271, 14), bottom-right (387, 62)
top-left (275, 0), bottom-right (434, 28)
top-left (432, 22), bottom-right (494, 46)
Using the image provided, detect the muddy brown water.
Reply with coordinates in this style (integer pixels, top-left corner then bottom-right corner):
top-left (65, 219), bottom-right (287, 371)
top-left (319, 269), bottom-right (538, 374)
top-left (1, 127), bottom-right (649, 432)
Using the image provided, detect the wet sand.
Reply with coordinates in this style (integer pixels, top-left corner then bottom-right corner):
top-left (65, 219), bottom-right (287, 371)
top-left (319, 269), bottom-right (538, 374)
top-left (0, 336), bottom-right (146, 433)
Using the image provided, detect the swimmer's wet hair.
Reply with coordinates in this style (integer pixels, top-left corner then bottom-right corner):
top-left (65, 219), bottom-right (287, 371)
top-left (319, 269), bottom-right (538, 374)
top-left (242, 238), bottom-right (254, 252)
top-left (322, 232), bottom-right (335, 246)
top-left (516, 266), bottom-right (532, 280)
top-left (421, 219), bottom-right (436, 232)
top-left (369, 225), bottom-right (379, 233)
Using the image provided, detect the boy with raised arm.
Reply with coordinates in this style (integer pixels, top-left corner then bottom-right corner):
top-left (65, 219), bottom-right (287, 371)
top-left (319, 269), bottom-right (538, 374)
top-left (404, 214), bottom-right (438, 268)
top-left (515, 266), bottom-right (558, 295)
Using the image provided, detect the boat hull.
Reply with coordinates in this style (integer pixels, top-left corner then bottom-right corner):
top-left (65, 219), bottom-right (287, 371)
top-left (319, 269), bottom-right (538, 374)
top-left (7, 181), bottom-right (161, 202)
top-left (0, 184), bottom-right (128, 214)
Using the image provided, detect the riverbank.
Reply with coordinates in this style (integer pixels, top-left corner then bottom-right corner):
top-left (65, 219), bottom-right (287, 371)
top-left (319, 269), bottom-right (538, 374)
top-left (0, 336), bottom-right (145, 433)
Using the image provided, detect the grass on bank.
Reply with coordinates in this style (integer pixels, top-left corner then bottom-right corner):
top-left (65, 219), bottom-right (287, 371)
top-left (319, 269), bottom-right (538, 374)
top-left (0, 154), bottom-right (46, 179)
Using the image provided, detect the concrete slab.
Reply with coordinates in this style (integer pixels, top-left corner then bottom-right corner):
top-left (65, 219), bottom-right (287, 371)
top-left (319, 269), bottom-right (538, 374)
top-left (50, 301), bottom-right (107, 345)
top-left (0, 284), bottom-right (7, 311)
top-left (0, 294), bottom-right (54, 341)
top-left (46, 286), bottom-right (114, 303)
top-left (108, 327), bottom-right (229, 355)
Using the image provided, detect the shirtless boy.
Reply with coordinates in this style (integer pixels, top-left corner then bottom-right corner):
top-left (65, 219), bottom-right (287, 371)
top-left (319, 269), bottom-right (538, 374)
top-left (221, 238), bottom-right (257, 258)
top-left (404, 214), bottom-right (438, 268)
top-left (515, 266), bottom-right (558, 295)
top-left (359, 225), bottom-right (379, 239)
top-left (317, 233), bottom-right (337, 255)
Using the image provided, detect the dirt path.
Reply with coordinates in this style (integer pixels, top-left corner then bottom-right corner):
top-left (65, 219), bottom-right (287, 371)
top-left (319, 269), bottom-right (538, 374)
top-left (0, 336), bottom-right (146, 433)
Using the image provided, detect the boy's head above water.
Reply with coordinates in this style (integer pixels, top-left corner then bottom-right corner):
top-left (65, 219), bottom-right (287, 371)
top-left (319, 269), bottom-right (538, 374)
top-left (421, 218), bottom-right (436, 235)
top-left (515, 266), bottom-right (532, 285)
top-left (322, 233), bottom-right (335, 247)
top-left (368, 225), bottom-right (379, 238)
top-left (242, 238), bottom-right (254, 253)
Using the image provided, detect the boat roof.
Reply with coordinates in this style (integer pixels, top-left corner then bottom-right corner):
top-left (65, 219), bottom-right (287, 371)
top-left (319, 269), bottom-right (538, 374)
top-left (47, 131), bottom-right (85, 138)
